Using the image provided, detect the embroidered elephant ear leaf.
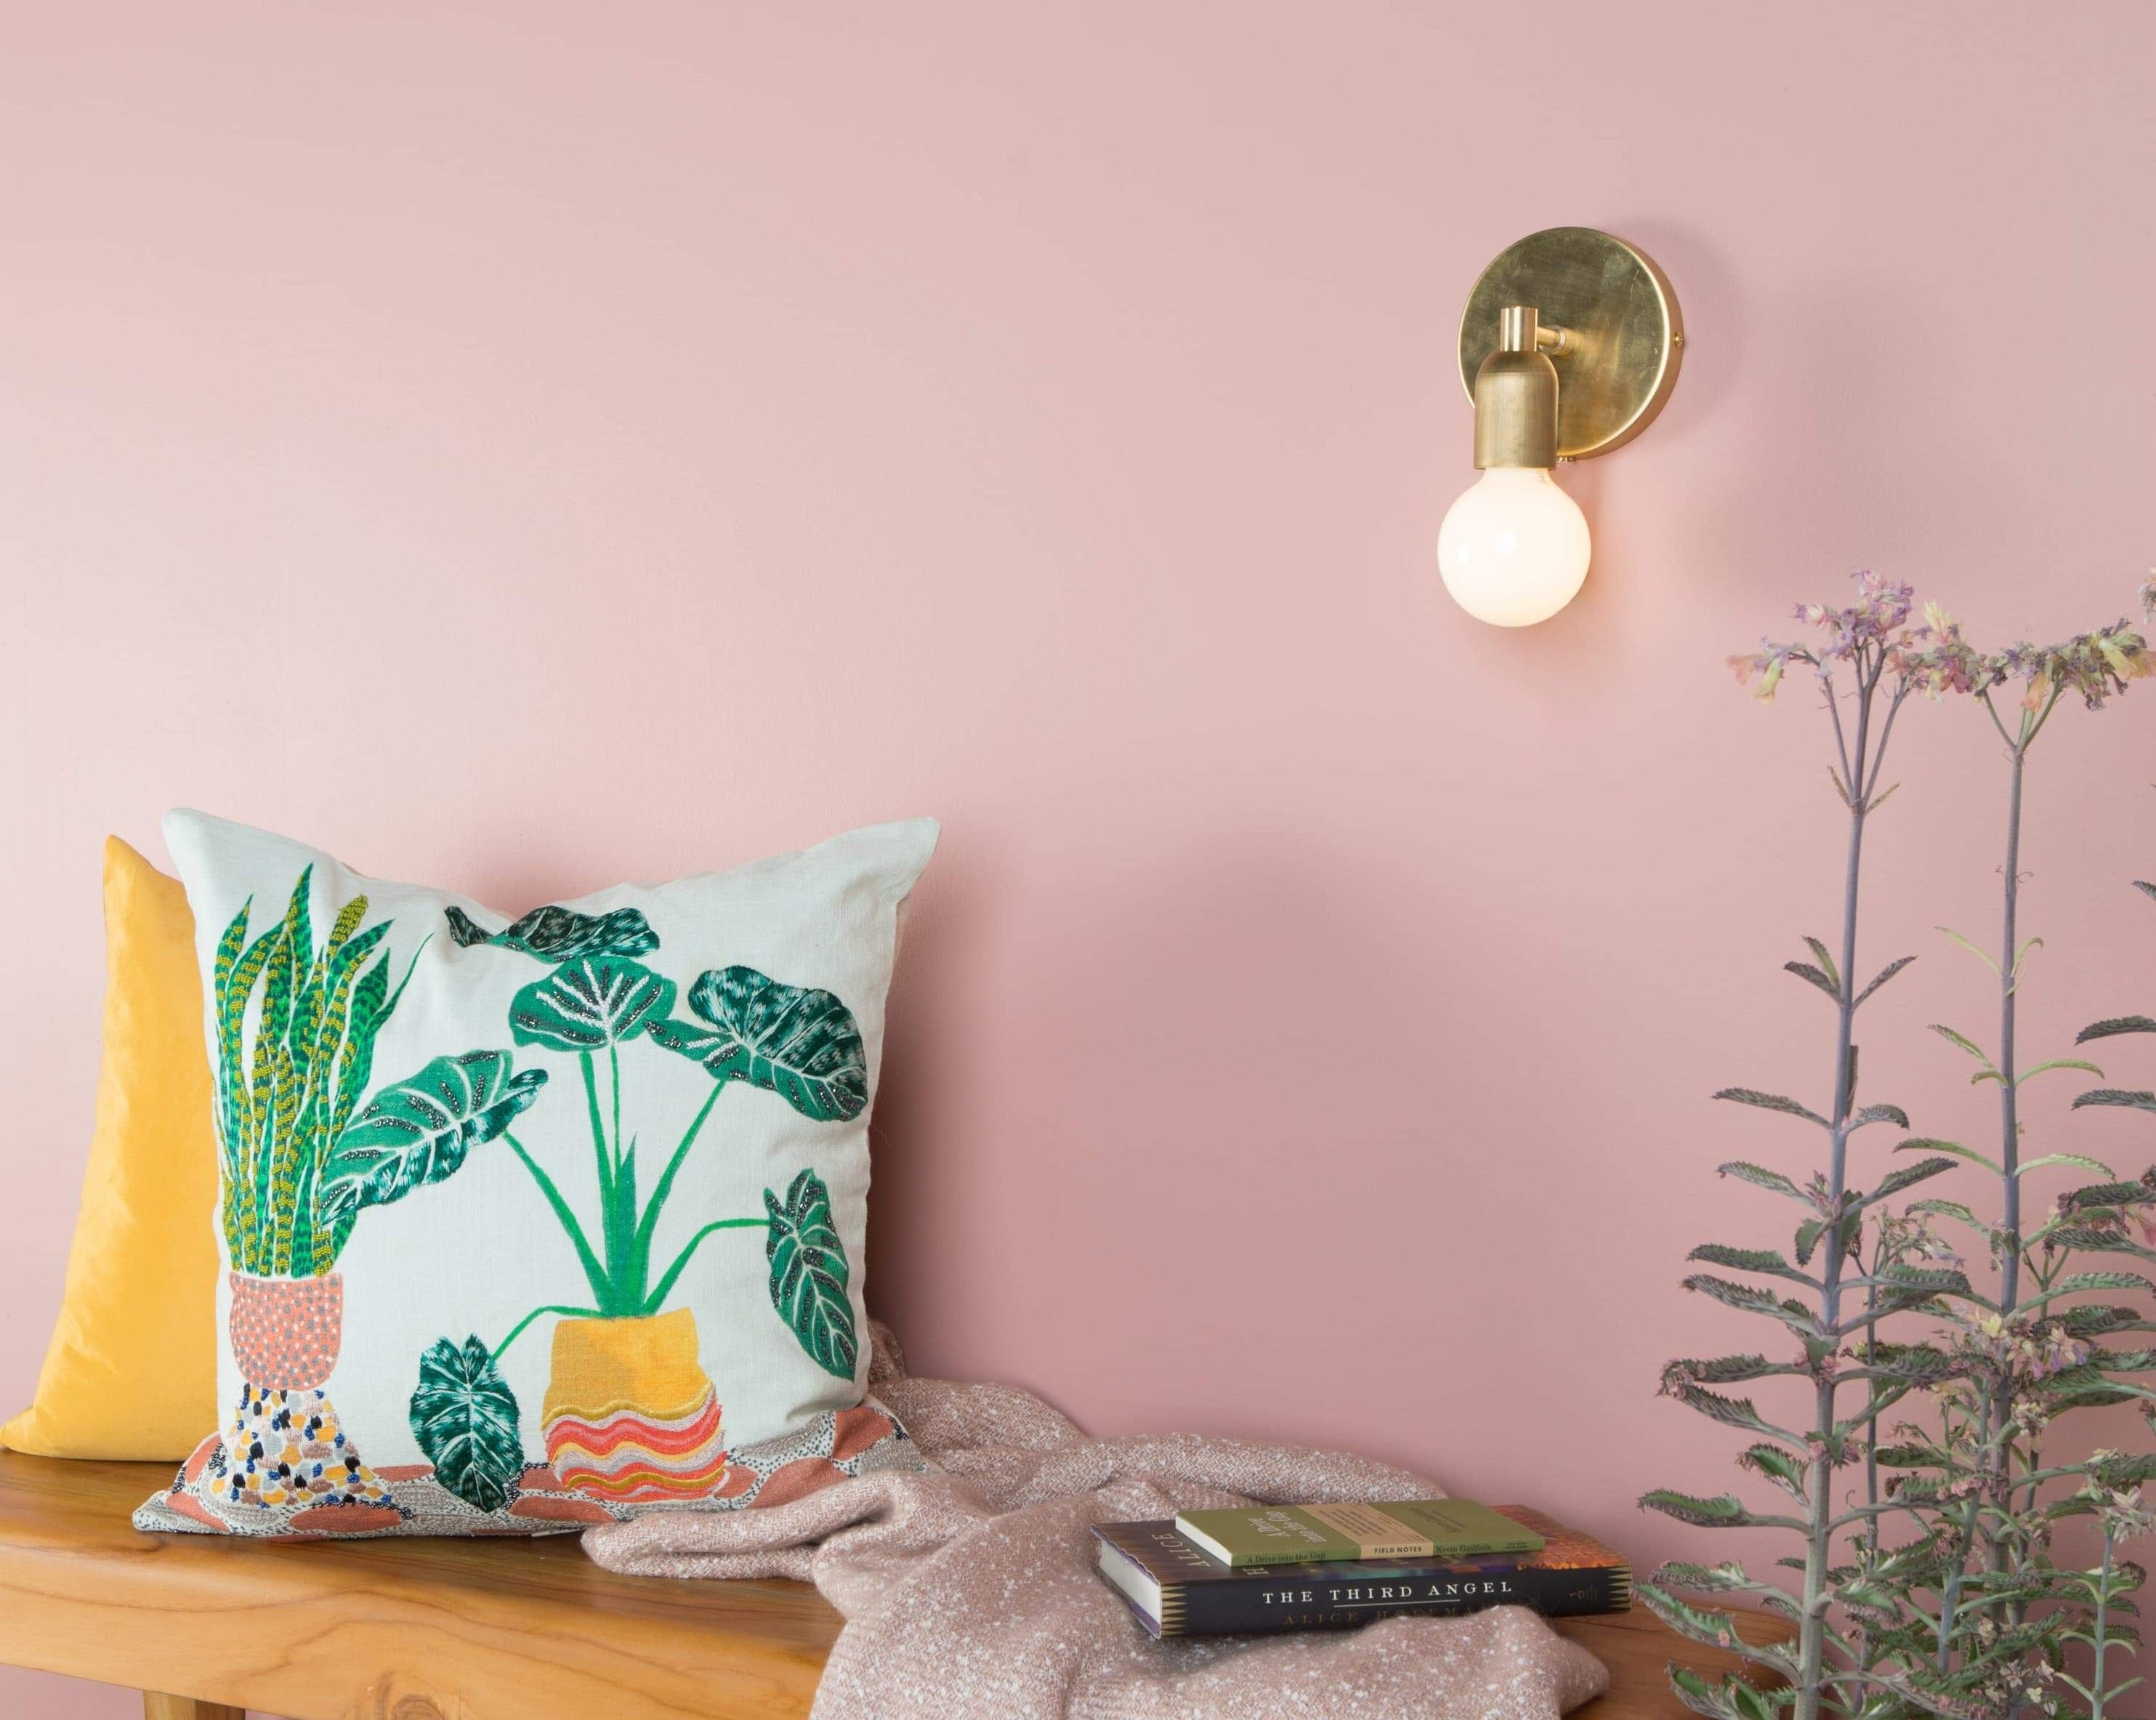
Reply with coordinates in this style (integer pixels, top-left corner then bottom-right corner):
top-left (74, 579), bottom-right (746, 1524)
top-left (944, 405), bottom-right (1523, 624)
top-left (765, 1168), bottom-right (857, 1379)
top-left (510, 956), bottom-right (676, 1050)
top-left (450, 903), bottom-right (659, 962)
top-left (410, 1336), bottom-right (523, 1512)
top-left (320, 1051), bottom-right (548, 1235)
top-left (652, 966), bottom-right (869, 1121)
top-left (443, 906), bottom-right (495, 948)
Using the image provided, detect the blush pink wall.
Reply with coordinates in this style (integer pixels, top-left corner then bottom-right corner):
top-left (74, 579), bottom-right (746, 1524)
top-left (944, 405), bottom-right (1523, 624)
top-left (4, 1), bottom-right (2155, 1712)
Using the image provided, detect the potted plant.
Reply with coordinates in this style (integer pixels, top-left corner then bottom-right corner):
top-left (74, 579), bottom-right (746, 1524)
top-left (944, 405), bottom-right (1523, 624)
top-left (405, 903), bottom-right (867, 1511)
top-left (209, 869), bottom-right (545, 1513)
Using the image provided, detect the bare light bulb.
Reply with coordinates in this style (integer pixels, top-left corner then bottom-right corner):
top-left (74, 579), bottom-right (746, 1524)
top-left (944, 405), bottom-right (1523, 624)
top-left (1437, 467), bottom-right (1591, 628)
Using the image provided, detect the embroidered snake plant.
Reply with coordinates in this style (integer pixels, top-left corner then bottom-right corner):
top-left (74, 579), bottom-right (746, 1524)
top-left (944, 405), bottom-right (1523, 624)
top-left (211, 868), bottom-right (546, 1277)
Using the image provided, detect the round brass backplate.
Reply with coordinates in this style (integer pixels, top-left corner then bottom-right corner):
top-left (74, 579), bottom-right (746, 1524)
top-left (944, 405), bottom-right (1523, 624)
top-left (1458, 227), bottom-right (1682, 461)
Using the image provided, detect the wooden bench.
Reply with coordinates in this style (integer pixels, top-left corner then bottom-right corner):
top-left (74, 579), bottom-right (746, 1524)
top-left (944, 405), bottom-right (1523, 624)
top-left (0, 1449), bottom-right (1774, 1718)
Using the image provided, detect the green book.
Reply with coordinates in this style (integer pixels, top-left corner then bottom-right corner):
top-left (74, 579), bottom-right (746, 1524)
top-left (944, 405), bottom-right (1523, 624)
top-left (1173, 1498), bottom-right (1545, 1568)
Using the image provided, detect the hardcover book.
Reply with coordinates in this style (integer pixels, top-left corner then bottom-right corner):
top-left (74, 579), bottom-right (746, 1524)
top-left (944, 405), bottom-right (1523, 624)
top-left (1174, 1497), bottom-right (1543, 1567)
top-left (1094, 1505), bottom-right (1628, 1639)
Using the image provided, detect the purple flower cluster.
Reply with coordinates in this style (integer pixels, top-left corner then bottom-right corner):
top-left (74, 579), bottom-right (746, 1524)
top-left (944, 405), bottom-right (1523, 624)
top-left (1729, 570), bottom-right (2150, 714)
top-left (1728, 570), bottom-right (1920, 700)
top-left (1992, 619), bottom-right (2148, 711)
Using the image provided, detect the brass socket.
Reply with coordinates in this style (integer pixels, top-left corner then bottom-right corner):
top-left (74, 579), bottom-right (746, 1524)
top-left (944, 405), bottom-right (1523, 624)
top-left (1458, 228), bottom-right (1681, 461)
top-left (1473, 304), bottom-right (1559, 469)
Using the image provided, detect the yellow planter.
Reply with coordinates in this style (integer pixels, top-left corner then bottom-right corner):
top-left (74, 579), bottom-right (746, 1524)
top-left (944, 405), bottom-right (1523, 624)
top-left (540, 1308), bottom-right (732, 1501)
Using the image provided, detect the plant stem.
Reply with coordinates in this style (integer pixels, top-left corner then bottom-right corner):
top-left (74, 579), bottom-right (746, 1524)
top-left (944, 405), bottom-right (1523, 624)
top-left (580, 1051), bottom-right (613, 1217)
top-left (643, 1217), bottom-right (767, 1315)
top-left (494, 1302), bottom-right (600, 1362)
top-left (2092, 1527), bottom-right (2115, 1720)
top-left (609, 1041), bottom-right (624, 1176)
top-left (1979, 689), bottom-right (2050, 1594)
top-left (504, 1131), bottom-right (610, 1307)
top-left (1999, 734), bottom-right (2026, 1315)
top-left (630, 1080), bottom-right (727, 1283)
top-left (1799, 663), bottom-right (1881, 1720)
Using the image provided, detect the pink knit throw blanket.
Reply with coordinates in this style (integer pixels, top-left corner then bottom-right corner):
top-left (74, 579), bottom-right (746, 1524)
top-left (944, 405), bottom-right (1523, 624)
top-left (582, 1328), bottom-right (1610, 1719)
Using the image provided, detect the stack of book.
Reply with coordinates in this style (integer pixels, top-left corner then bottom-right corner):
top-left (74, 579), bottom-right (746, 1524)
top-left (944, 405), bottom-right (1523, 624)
top-left (1092, 1497), bottom-right (1629, 1639)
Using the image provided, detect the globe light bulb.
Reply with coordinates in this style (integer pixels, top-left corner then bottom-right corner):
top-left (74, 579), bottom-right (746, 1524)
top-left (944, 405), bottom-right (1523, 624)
top-left (1436, 466), bottom-right (1591, 628)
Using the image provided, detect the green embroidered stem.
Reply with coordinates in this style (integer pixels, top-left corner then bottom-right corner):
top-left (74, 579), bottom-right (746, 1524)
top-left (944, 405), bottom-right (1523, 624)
top-left (642, 1218), bottom-right (767, 1315)
top-left (578, 1051), bottom-right (614, 1222)
top-left (627, 1081), bottom-right (726, 1295)
top-left (608, 1137), bottom-right (641, 1307)
top-left (493, 1303), bottom-right (602, 1362)
top-left (506, 1131), bottom-right (613, 1309)
top-left (609, 1041), bottom-right (624, 1177)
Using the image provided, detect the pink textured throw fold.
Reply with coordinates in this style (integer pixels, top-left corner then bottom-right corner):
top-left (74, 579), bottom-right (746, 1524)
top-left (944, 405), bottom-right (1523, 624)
top-left (582, 1328), bottom-right (1610, 1719)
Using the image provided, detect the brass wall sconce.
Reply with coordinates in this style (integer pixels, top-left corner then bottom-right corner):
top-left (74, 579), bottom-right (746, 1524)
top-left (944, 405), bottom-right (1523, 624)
top-left (1438, 227), bottom-right (1683, 626)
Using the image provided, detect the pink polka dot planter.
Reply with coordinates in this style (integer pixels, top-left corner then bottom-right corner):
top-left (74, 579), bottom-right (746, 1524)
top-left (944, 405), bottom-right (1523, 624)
top-left (228, 1270), bottom-right (344, 1391)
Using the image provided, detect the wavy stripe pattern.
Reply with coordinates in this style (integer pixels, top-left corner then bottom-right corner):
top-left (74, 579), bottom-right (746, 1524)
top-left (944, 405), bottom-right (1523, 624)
top-left (544, 1387), bottom-right (730, 1501)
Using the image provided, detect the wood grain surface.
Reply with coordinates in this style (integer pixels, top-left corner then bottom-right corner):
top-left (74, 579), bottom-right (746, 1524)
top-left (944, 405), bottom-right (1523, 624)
top-left (142, 1695), bottom-right (244, 1719)
top-left (0, 1449), bottom-right (1777, 1719)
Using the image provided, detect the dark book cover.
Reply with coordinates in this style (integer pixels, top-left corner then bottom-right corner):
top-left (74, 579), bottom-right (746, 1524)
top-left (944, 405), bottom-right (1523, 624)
top-left (1093, 1504), bottom-right (1631, 1639)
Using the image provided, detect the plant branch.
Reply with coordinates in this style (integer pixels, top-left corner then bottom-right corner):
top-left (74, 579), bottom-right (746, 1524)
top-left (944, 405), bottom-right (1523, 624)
top-left (505, 1131), bottom-right (610, 1309)
top-left (494, 1302), bottom-right (599, 1362)
top-left (642, 1217), bottom-right (767, 1315)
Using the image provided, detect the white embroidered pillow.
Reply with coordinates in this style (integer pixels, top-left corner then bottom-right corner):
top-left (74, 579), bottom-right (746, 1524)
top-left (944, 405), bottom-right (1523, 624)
top-left (135, 810), bottom-right (934, 1538)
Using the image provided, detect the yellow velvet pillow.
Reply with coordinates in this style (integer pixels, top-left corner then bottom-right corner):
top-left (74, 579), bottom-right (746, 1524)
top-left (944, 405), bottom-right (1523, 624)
top-left (2, 838), bottom-right (217, 1459)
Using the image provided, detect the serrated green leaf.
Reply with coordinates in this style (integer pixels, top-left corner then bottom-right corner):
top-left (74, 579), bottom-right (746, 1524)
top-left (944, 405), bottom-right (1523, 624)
top-left (1784, 961), bottom-right (1838, 1001)
top-left (1681, 1275), bottom-right (1824, 1335)
top-left (1871, 1264), bottom-right (1974, 1298)
top-left (1937, 926), bottom-right (2002, 977)
top-left (1793, 1219), bottom-right (1824, 1267)
top-left (2048, 1224), bottom-right (2155, 1254)
top-left (2018, 1152), bottom-right (2120, 1178)
top-left (2032, 1270), bottom-right (2156, 1301)
top-left (1714, 1088), bottom-right (1830, 1128)
top-left (1655, 1561), bottom-right (1780, 1598)
top-left (2063, 1178), bottom-right (2148, 1211)
top-left (2081, 1016), bottom-right (2156, 1044)
top-left (2075, 1089), bottom-right (2156, 1115)
top-left (1802, 937), bottom-right (1839, 990)
top-left (1854, 955), bottom-right (1916, 1008)
top-left (1687, 1243), bottom-right (1817, 1284)
top-left (1895, 1136), bottom-right (2002, 1174)
top-left (1854, 1342), bottom-right (1956, 1384)
top-left (1852, 1155), bottom-right (1959, 1208)
top-left (1660, 1354), bottom-right (1796, 1387)
top-left (2057, 1304), bottom-right (2144, 1337)
top-left (1930, 1022), bottom-right (1996, 1067)
top-left (1716, 1161), bottom-right (1810, 1203)
top-left (1639, 1491), bottom-right (1756, 1528)
top-left (1736, 1443), bottom-right (1810, 1498)
top-left (1851, 1102), bottom-right (1911, 1130)
top-left (1663, 1381), bottom-right (1796, 1440)
top-left (2016, 1059), bottom-right (2107, 1089)
top-left (1640, 1583), bottom-right (1800, 1681)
